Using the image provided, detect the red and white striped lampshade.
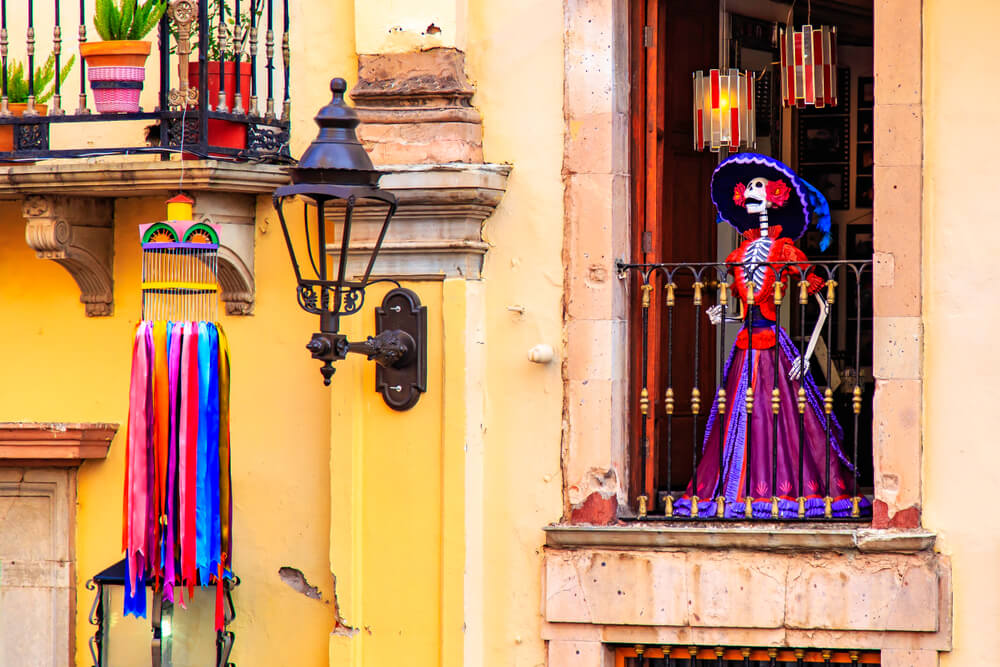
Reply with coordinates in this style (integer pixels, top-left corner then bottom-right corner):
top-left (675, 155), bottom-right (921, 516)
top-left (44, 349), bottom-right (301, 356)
top-left (779, 24), bottom-right (838, 108)
top-left (692, 68), bottom-right (756, 152)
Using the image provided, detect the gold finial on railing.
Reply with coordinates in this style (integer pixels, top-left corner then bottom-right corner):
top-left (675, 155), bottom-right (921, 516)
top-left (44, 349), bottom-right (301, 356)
top-left (75, 23), bottom-right (88, 114)
top-left (795, 649), bottom-right (805, 661)
top-left (797, 495), bottom-right (806, 518)
top-left (746, 285), bottom-right (755, 306)
top-left (691, 387), bottom-right (701, 415)
top-left (717, 388), bottom-right (726, 416)
top-left (249, 24), bottom-right (260, 115)
top-left (688, 647), bottom-right (698, 660)
top-left (716, 496), bottom-right (725, 518)
top-left (850, 650), bottom-right (859, 664)
top-left (51, 25), bottom-right (63, 115)
top-left (824, 387), bottom-right (834, 414)
top-left (799, 278), bottom-right (809, 304)
top-left (768, 648), bottom-right (778, 660)
top-left (639, 388), bottom-right (649, 416)
top-left (742, 648), bottom-right (751, 660)
top-left (25, 26), bottom-right (36, 116)
top-left (771, 495), bottom-right (779, 518)
top-left (771, 387), bottom-right (780, 415)
top-left (852, 385), bottom-right (863, 414)
top-left (715, 647), bottom-right (724, 659)
top-left (0, 27), bottom-right (9, 117)
top-left (826, 278), bottom-right (838, 304)
top-left (265, 26), bottom-right (276, 120)
top-left (823, 650), bottom-right (832, 662)
top-left (638, 495), bottom-right (647, 518)
top-left (641, 282), bottom-right (652, 308)
top-left (693, 281), bottom-right (704, 306)
top-left (665, 282), bottom-right (676, 307)
top-left (691, 495), bottom-right (699, 518)
top-left (851, 496), bottom-right (861, 518)
top-left (664, 387), bottom-right (674, 415)
top-left (635, 644), bottom-right (645, 657)
top-left (745, 387), bottom-right (754, 415)
top-left (745, 494), bottom-right (754, 518)
top-left (718, 281), bottom-right (728, 306)
top-left (797, 387), bottom-right (807, 414)
top-left (824, 495), bottom-right (833, 518)
top-left (774, 279), bottom-right (784, 306)
top-left (664, 494), bottom-right (673, 517)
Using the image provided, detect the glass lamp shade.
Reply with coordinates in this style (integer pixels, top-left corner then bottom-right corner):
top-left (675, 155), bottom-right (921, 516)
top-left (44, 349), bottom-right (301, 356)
top-left (779, 24), bottom-right (838, 108)
top-left (692, 68), bottom-right (756, 152)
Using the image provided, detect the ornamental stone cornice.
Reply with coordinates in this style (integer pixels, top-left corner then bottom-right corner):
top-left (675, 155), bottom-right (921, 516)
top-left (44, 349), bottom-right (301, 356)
top-left (326, 162), bottom-right (511, 280)
top-left (0, 422), bottom-right (117, 466)
top-left (5, 159), bottom-right (281, 316)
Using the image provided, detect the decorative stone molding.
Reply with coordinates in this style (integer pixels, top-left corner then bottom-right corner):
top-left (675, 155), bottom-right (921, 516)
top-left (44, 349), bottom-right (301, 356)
top-left (351, 48), bottom-right (483, 164)
top-left (193, 191), bottom-right (257, 315)
top-left (0, 422), bottom-right (117, 466)
top-left (23, 195), bottom-right (115, 316)
top-left (0, 158), bottom-right (288, 198)
top-left (6, 160), bottom-right (286, 316)
top-left (327, 163), bottom-right (509, 280)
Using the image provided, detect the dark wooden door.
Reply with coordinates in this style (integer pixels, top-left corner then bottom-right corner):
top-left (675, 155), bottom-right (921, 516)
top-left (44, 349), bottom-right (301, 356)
top-left (630, 0), bottom-right (719, 511)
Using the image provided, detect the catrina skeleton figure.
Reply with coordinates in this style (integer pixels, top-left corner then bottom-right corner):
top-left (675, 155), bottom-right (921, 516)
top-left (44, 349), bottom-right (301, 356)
top-left (673, 153), bottom-right (870, 519)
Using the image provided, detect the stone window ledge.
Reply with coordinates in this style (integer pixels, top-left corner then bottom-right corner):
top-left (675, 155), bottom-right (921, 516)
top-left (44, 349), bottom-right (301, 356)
top-left (544, 524), bottom-right (936, 553)
top-left (0, 158), bottom-right (288, 198)
top-left (0, 422), bottom-right (117, 466)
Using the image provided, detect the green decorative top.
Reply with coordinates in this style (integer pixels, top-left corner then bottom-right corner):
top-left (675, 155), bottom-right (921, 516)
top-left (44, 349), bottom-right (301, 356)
top-left (94, 0), bottom-right (168, 41)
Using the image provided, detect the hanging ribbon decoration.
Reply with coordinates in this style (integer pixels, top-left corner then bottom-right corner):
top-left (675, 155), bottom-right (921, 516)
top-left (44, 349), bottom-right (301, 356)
top-left (123, 195), bottom-right (233, 630)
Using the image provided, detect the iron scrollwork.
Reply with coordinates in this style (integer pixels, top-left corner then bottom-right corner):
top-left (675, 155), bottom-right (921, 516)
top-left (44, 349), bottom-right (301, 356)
top-left (15, 122), bottom-right (49, 150)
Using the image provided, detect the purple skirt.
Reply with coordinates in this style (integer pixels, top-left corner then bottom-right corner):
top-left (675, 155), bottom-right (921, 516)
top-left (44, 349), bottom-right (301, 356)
top-left (674, 326), bottom-right (870, 519)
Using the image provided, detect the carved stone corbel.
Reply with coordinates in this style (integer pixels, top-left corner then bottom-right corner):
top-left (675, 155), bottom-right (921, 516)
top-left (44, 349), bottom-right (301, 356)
top-left (22, 195), bottom-right (114, 316)
top-left (193, 192), bottom-right (256, 315)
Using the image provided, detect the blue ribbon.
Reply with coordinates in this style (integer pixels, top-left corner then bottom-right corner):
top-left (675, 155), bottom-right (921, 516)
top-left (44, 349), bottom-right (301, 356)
top-left (207, 324), bottom-right (222, 580)
top-left (196, 322), bottom-right (212, 585)
top-left (124, 556), bottom-right (147, 619)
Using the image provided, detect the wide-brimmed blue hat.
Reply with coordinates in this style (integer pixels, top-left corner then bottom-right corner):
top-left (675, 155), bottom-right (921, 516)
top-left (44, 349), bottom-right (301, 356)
top-left (711, 153), bottom-right (831, 248)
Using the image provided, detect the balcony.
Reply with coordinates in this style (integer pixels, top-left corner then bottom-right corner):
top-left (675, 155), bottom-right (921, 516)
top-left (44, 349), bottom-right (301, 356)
top-left (616, 257), bottom-right (874, 522)
top-left (0, 0), bottom-right (290, 162)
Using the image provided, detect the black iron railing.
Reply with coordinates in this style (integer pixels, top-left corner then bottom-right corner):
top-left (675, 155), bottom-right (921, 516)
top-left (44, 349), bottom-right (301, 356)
top-left (616, 645), bottom-right (881, 665)
top-left (617, 258), bottom-right (874, 522)
top-left (0, 0), bottom-right (290, 162)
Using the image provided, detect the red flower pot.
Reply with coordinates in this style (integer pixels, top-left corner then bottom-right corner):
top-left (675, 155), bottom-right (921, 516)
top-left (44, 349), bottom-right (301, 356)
top-left (187, 61), bottom-right (253, 154)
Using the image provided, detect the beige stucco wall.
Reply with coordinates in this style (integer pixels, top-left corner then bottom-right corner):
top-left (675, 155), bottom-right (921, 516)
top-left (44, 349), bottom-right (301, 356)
top-left (923, 0), bottom-right (1000, 664)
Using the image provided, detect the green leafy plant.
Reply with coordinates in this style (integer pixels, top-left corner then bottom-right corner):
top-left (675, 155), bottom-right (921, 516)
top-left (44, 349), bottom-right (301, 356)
top-left (94, 0), bottom-right (168, 41)
top-left (170, 0), bottom-right (264, 61)
top-left (5, 53), bottom-right (76, 105)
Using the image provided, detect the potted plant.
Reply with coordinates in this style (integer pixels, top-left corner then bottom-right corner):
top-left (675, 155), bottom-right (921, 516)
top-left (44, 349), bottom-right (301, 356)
top-left (81, 0), bottom-right (168, 113)
top-left (0, 53), bottom-right (75, 153)
top-left (173, 0), bottom-right (262, 151)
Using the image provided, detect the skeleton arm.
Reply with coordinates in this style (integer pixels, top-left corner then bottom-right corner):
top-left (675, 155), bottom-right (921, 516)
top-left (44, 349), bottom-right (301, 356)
top-left (789, 292), bottom-right (828, 380)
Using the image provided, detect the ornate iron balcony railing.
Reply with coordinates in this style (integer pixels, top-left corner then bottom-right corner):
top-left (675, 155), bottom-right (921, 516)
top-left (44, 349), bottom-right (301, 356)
top-left (617, 258), bottom-right (874, 522)
top-left (0, 0), bottom-right (290, 162)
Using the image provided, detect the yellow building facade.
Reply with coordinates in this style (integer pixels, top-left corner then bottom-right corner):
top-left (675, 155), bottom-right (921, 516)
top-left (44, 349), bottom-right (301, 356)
top-left (0, 0), bottom-right (995, 666)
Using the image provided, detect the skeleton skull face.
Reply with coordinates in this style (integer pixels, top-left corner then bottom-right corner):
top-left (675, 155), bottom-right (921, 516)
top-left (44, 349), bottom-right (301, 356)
top-left (744, 177), bottom-right (772, 214)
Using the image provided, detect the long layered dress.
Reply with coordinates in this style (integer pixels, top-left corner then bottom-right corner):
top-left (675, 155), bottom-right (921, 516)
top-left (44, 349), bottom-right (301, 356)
top-left (674, 227), bottom-right (869, 518)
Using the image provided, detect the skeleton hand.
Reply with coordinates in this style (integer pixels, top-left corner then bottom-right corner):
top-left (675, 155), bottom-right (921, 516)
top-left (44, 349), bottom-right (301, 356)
top-left (788, 355), bottom-right (810, 381)
top-left (707, 305), bottom-right (723, 325)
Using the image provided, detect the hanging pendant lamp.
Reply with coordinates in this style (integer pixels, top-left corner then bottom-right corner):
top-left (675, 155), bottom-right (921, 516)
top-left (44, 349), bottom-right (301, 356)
top-left (779, 24), bottom-right (838, 108)
top-left (692, 68), bottom-right (756, 152)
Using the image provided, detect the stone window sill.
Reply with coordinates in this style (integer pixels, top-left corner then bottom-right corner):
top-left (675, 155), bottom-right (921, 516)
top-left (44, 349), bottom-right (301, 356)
top-left (544, 524), bottom-right (935, 553)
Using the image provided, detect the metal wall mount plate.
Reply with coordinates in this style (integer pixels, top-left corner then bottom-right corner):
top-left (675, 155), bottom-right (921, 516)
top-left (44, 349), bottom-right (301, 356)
top-left (374, 288), bottom-right (427, 410)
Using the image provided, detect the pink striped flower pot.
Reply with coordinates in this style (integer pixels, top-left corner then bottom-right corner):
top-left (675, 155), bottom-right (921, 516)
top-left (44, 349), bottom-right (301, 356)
top-left (88, 66), bottom-right (145, 113)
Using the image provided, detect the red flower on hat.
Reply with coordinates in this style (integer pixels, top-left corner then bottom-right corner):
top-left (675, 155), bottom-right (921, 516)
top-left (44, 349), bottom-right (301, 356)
top-left (765, 179), bottom-right (791, 207)
top-left (733, 182), bottom-right (747, 207)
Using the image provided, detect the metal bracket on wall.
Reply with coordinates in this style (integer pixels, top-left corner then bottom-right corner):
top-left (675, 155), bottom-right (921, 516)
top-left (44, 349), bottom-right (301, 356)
top-left (374, 288), bottom-right (427, 411)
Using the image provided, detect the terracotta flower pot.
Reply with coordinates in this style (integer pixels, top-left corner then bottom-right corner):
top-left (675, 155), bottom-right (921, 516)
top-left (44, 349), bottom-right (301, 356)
top-left (81, 41), bottom-right (152, 113)
top-left (187, 61), bottom-right (253, 154)
top-left (0, 103), bottom-right (49, 160)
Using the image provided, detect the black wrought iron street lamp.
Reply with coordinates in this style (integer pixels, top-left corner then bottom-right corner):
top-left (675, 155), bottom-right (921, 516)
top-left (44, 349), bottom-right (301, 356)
top-left (273, 78), bottom-right (426, 410)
